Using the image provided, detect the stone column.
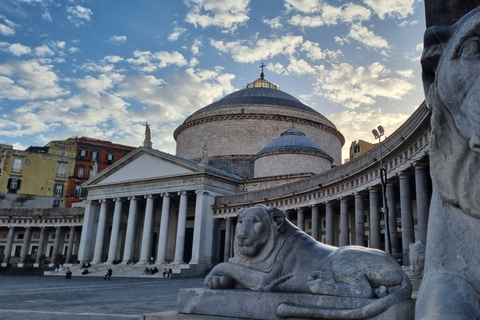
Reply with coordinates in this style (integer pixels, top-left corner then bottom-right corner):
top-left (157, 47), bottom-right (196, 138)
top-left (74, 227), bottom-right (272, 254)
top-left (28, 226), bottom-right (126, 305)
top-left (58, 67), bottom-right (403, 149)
top-left (173, 191), bottom-right (188, 264)
top-left (297, 207), bottom-right (305, 231)
top-left (339, 197), bottom-right (349, 247)
top-left (325, 202), bottom-right (334, 245)
top-left (35, 227), bottom-right (47, 265)
top-left (369, 187), bottom-right (382, 249)
top-left (399, 172), bottom-right (415, 265)
top-left (19, 227), bottom-right (32, 265)
top-left (355, 193), bottom-right (365, 247)
top-left (92, 199), bottom-right (108, 264)
top-left (386, 182), bottom-right (399, 253)
top-left (50, 227), bottom-right (63, 265)
top-left (2, 227), bottom-right (15, 265)
top-left (191, 190), bottom-right (216, 265)
top-left (107, 198), bottom-right (123, 263)
top-left (122, 196), bottom-right (138, 263)
top-left (139, 194), bottom-right (156, 264)
top-left (65, 226), bottom-right (76, 263)
top-left (156, 193), bottom-right (171, 264)
top-left (311, 205), bottom-right (319, 241)
top-left (414, 162), bottom-right (430, 244)
top-left (224, 217), bottom-right (232, 262)
top-left (77, 201), bottom-right (96, 263)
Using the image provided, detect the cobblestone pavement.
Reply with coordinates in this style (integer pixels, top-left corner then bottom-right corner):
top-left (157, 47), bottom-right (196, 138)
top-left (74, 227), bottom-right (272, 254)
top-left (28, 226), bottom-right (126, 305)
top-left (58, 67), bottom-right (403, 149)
top-left (0, 274), bottom-right (204, 320)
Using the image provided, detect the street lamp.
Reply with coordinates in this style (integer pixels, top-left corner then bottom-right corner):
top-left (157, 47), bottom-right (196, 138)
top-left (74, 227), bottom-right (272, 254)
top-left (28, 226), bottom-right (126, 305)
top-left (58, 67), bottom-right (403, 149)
top-left (372, 125), bottom-right (391, 254)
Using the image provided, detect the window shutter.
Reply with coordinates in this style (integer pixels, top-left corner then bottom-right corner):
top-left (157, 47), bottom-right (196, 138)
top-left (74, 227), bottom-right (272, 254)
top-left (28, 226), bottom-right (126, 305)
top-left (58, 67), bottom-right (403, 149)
top-left (16, 179), bottom-right (21, 190)
top-left (81, 188), bottom-right (88, 197)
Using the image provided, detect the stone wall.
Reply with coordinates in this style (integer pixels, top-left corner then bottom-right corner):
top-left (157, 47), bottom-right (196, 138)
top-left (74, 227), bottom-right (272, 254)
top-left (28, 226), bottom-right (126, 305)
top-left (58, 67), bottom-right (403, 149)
top-left (254, 153), bottom-right (332, 178)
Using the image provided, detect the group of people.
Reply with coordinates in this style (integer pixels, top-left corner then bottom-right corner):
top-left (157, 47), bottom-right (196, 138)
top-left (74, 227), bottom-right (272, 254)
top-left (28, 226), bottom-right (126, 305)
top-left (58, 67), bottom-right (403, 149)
top-left (143, 267), bottom-right (159, 275)
top-left (163, 268), bottom-right (173, 278)
top-left (104, 268), bottom-right (113, 280)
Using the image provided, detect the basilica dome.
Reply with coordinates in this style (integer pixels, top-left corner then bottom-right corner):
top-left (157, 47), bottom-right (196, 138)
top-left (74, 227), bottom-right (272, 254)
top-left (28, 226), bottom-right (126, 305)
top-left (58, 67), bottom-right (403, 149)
top-left (174, 73), bottom-right (344, 179)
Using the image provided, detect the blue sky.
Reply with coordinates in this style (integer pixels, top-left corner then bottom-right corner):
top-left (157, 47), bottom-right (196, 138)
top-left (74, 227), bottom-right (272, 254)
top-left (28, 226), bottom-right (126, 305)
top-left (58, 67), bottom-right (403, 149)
top-left (0, 0), bottom-right (426, 161)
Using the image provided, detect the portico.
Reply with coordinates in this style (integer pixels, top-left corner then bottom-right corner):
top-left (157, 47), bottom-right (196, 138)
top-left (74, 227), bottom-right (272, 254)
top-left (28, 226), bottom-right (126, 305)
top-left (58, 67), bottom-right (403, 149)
top-left (79, 147), bottom-right (239, 273)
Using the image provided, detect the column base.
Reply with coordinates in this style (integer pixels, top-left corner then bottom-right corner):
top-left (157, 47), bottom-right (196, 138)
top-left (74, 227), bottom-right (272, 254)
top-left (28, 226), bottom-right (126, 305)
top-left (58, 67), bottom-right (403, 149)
top-left (155, 260), bottom-right (166, 265)
top-left (172, 260), bottom-right (185, 265)
top-left (33, 263), bottom-right (40, 267)
top-left (1, 263), bottom-right (9, 267)
top-left (188, 259), bottom-right (204, 265)
top-left (91, 260), bottom-right (103, 264)
top-left (17, 263), bottom-right (25, 268)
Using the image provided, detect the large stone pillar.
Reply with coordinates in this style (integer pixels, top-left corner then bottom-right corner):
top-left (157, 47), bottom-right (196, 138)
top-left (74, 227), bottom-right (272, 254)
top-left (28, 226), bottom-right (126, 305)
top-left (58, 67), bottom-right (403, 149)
top-left (386, 182), bottom-right (399, 253)
top-left (297, 208), bottom-right (305, 231)
top-left (399, 172), bottom-right (415, 265)
top-left (224, 217), bottom-right (232, 262)
top-left (2, 227), bottom-right (15, 265)
top-left (414, 162), bottom-right (430, 244)
top-left (35, 227), bottom-right (47, 265)
top-left (139, 194), bottom-right (156, 264)
top-left (50, 227), bottom-right (63, 265)
top-left (65, 226), bottom-right (76, 263)
top-left (77, 201), bottom-right (96, 263)
top-left (107, 198), bottom-right (123, 263)
top-left (191, 190), bottom-right (215, 265)
top-left (339, 197), bottom-right (349, 247)
top-left (122, 196), bottom-right (138, 263)
top-left (311, 205), bottom-right (319, 241)
top-left (355, 192), bottom-right (365, 247)
top-left (19, 227), bottom-right (32, 265)
top-left (325, 201), bottom-right (334, 245)
top-left (369, 187), bottom-right (382, 249)
top-left (92, 199), bottom-right (108, 264)
top-left (156, 193), bottom-right (171, 264)
top-left (173, 191), bottom-right (188, 264)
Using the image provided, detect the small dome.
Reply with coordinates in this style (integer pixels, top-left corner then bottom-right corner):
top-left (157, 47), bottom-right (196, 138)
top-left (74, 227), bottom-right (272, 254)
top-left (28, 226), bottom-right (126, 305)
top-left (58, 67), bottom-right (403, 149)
top-left (256, 127), bottom-right (333, 161)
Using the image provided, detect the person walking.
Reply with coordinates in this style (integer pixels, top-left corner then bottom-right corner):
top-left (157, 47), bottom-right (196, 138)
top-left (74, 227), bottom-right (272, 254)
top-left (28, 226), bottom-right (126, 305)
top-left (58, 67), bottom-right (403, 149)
top-left (107, 268), bottom-right (113, 280)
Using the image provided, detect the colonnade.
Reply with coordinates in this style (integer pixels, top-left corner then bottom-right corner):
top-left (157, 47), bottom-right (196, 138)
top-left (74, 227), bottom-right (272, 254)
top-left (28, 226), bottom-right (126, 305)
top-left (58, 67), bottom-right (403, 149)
top-left (222, 163), bottom-right (430, 265)
top-left (78, 189), bottom-right (215, 265)
top-left (1, 225), bottom-right (78, 266)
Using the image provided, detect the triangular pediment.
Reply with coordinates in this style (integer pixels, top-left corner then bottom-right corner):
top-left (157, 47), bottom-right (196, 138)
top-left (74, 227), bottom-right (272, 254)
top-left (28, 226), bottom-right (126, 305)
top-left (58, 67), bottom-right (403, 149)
top-left (85, 148), bottom-right (202, 187)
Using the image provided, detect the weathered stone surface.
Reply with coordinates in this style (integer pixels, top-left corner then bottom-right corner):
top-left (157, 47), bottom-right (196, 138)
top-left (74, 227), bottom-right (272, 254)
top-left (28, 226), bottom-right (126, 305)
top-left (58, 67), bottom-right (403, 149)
top-left (203, 205), bottom-right (413, 319)
top-left (177, 288), bottom-right (414, 320)
top-left (403, 241), bottom-right (425, 279)
top-left (419, 7), bottom-right (480, 319)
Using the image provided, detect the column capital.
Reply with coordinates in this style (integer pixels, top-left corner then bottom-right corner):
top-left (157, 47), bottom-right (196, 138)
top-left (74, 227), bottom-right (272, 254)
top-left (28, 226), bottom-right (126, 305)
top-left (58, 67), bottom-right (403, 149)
top-left (296, 207), bottom-right (304, 212)
top-left (413, 161), bottom-right (428, 170)
top-left (178, 190), bottom-right (188, 196)
top-left (114, 197), bottom-right (124, 202)
top-left (310, 204), bottom-right (319, 209)
top-left (340, 196), bottom-right (349, 202)
top-left (195, 189), bottom-right (209, 195)
top-left (354, 192), bottom-right (362, 198)
top-left (162, 192), bottom-right (171, 198)
top-left (85, 200), bottom-right (92, 205)
top-left (325, 200), bottom-right (335, 206)
top-left (127, 196), bottom-right (138, 201)
top-left (398, 171), bottom-right (411, 179)
top-left (144, 194), bottom-right (157, 200)
top-left (98, 199), bottom-right (108, 204)
top-left (368, 186), bottom-right (379, 193)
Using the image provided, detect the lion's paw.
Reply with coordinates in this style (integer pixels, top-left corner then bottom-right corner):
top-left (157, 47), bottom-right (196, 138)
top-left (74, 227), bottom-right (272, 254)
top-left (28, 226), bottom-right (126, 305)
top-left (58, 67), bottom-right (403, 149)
top-left (204, 275), bottom-right (234, 289)
top-left (307, 279), bottom-right (336, 295)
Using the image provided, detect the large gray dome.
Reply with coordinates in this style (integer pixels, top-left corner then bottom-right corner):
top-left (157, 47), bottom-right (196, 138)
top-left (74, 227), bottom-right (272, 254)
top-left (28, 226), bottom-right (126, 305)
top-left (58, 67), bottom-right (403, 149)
top-left (256, 127), bottom-right (332, 161)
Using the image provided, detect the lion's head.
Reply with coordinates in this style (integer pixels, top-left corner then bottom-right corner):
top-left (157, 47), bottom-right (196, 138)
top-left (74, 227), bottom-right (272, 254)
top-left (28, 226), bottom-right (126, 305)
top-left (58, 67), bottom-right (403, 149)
top-left (233, 205), bottom-right (289, 260)
top-left (422, 8), bottom-right (480, 218)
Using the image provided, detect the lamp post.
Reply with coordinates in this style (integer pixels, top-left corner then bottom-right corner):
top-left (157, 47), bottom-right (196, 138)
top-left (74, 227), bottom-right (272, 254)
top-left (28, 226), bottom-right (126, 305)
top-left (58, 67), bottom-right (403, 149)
top-left (372, 126), bottom-right (391, 254)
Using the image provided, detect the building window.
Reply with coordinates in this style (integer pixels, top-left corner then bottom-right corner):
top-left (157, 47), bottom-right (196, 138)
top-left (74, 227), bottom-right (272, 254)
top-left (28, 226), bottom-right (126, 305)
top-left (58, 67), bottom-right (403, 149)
top-left (79, 149), bottom-right (87, 160)
top-left (56, 162), bottom-right (67, 178)
top-left (106, 153), bottom-right (114, 164)
top-left (353, 145), bottom-right (360, 153)
top-left (11, 157), bottom-right (23, 173)
top-left (73, 185), bottom-right (82, 197)
top-left (7, 178), bottom-right (21, 193)
top-left (77, 166), bottom-right (85, 178)
top-left (54, 183), bottom-right (63, 197)
top-left (91, 151), bottom-right (98, 161)
top-left (53, 199), bottom-right (60, 208)
top-left (60, 151), bottom-right (66, 157)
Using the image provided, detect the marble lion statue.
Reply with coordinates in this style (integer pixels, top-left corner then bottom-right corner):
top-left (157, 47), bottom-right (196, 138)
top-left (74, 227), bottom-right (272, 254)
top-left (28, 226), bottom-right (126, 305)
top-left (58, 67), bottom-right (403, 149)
top-left (205, 205), bottom-right (412, 319)
top-left (418, 7), bottom-right (480, 320)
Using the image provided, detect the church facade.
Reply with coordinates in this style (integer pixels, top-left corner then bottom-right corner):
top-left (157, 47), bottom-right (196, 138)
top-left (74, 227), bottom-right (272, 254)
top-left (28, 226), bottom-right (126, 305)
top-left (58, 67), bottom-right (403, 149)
top-left (76, 73), bottom-right (431, 274)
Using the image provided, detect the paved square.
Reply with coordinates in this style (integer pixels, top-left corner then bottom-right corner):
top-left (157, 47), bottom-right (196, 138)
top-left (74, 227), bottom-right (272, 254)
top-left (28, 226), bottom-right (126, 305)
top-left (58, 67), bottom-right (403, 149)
top-left (0, 275), bottom-right (204, 320)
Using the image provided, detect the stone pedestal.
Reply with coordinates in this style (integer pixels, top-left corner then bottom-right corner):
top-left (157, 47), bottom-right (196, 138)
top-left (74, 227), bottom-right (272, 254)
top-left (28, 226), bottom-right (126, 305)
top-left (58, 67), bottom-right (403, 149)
top-left (152, 288), bottom-right (415, 320)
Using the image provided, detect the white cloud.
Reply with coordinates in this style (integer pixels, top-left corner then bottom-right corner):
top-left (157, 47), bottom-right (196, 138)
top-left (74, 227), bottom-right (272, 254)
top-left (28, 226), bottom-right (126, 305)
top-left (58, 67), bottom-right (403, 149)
top-left (185, 0), bottom-right (250, 32)
top-left (288, 3), bottom-right (371, 27)
top-left (315, 62), bottom-right (415, 108)
top-left (109, 35), bottom-right (127, 44)
top-left (284, 0), bottom-right (322, 13)
top-left (263, 17), bottom-right (283, 29)
top-left (126, 50), bottom-right (188, 72)
top-left (0, 60), bottom-right (68, 100)
top-left (35, 44), bottom-right (54, 57)
top-left (168, 26), bottom-right (187, 41)
top-left (67, 5), bottom-right (93, 26)
top-left (191, 39), bottom-right (202, 55)
top-left (348, 23), bottom-right (390, 49)
top-left (210, 35), bottom-right (304, 63)
top-left (363, 0), bottom-right (415, 19)
top-left (76, 73), bottom-right (125, 94)
top-left (0, 23), bottom-right (15, 36)
top-left (301, 41), bottom-right (326, 61)
top-left (398, 20), bottom-right (418, 28)
top-left (329, 110), bottom-right (410, 161)
top-left (103, 55), bottom-right (124, 63)
top-left (7, 43), bottom-right (32, 56)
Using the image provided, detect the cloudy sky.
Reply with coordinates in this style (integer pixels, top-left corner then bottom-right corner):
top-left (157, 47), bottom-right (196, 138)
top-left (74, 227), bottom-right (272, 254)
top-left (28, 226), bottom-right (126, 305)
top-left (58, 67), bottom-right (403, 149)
top-left (0, 0), bottom-right (426, 162)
